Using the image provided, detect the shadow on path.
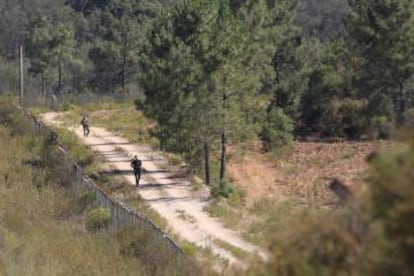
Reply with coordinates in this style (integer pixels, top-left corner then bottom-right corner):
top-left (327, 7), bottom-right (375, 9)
top-left (144, 196), bottom-right (194, 203)
top-left (139, 182), bottom-right (186, 189)
top-left (90, 142), bottom-right (132, 147)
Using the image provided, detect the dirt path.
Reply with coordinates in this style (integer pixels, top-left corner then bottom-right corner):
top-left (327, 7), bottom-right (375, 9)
top-left (41, 112), bottom-right (267, 266)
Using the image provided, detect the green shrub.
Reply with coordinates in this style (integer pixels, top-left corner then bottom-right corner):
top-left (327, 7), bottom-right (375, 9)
top-left (366, 93), bottom-right (395, 123)
top-left (319, 98), bottom-right (368, 138)
top-left (261, 107), bottom-right (294, 151)
top-left (257, 138), bottom-right (414, 275)
top-left (205, 199), bottom-right (241, 228)
top-left (211, 181), bottom-right (245, 206)
top-left (58, 129), bottom-right (95, 167)
top-left (228, 188), bottom-right (245, 206)
top-left (0, 96), bottom-right (16, 119)
top-left (60, 103), bottom-right (80, 112)
top-left (85, 208), bottom-right (111, 233)
top-left (367, 140), bottom-right (414, 275)
top-left (0, 106), bottom-right (199, 275)
top-left (169, 153), bottom-right (184, 166)
top-left (403, 107), bottom-right (414, 129)
top-left (77, 191), bottom-right (96, 212)
top-left (211, 182), bottom-right (236, 198)
top-left (370, 115), bottom-right (395, 139)
top-left (118, 228), bottom-right (153, 258)
top-left (181, 241), bottom-right (199, 256)
top-left (115, 226), bottom-right (199, 275)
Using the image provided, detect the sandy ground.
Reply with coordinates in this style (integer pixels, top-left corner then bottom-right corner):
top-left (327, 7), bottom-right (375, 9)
top-left (41, 112), bottom-right (267, 266)
top-left (229, 141), bottom-right (390, 206)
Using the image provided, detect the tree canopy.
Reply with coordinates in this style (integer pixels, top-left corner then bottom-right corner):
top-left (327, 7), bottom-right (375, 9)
top-left (0, 0), bottom-right (413, 187)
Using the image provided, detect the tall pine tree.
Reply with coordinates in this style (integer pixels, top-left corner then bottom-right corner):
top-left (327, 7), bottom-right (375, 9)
top-left (346, 0), bottom-right (414, 122)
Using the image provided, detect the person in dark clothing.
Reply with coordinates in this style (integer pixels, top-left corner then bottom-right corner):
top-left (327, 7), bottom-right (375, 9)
top-left (80, 114), bottom-right (90, 137)
top-left (130, 155), bottom-right (142, 187)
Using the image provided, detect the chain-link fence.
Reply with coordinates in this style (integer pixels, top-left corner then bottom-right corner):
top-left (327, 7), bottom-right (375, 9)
top-left (18, 106), bottom-right (183, 255)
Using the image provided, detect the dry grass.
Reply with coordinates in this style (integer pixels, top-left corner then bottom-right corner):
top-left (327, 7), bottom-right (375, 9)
top-left (57, 131), bottom-right (170, 232)
top-left (0, 127), bottom-right (147, 275)
top-left (209, 140), bottom-right (392, 249)
top-left (228, 141), bottom-right (391, 206)
top-left (0, 104), bottom-right (201, 276)
top-left (212, 238), bottom-right (251, 261)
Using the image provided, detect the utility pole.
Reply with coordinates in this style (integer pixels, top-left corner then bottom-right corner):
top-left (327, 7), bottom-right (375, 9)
top-left (19, 45), bottom-right (24, 105)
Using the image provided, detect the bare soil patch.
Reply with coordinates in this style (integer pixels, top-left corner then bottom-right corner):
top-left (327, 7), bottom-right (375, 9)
top-left (229, 141), bottom-right (390, 206)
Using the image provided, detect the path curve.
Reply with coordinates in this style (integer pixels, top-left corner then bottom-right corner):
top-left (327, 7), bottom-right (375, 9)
top-left (41, 112), bottom-right (268, 266)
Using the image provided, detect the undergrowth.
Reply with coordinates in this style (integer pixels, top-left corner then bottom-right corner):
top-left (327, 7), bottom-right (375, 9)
top-left (248, 137), bottom-right (414, 275)
top-left (0, 99), bottom-right (201, 276)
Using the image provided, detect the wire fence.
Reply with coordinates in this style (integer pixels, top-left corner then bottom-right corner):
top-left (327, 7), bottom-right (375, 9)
top-left (18, 105), bottom-right (183, 255)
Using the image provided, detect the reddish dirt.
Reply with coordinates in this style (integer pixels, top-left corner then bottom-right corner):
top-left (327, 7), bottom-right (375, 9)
top-left (228, 151), bottom-right (285, 206)
top-left (228, 141), bottom-right (390, 206)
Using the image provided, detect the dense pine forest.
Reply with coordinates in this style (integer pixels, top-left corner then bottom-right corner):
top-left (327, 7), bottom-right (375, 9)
top-left (1, 0), bottom-right (413, 183)
top-left (0, 0), bottom-right (413, 275)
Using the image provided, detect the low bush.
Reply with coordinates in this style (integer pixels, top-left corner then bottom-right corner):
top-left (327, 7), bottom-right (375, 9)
top-left (211, 182), bottom-right (236, 199)
top-left (261, 107), bottom-right (294, 151)
top-left (205, 198), bottom-right (242, 229)
top-left (85, 208), bottom-right (111, 233)
top-left (77, 190), bottom-right (96, 212)
top-left (58, 129), bottom-right (96, 167)
top-left (0, 98), bottom-right (200, 275)
top-left (320, 98), bottom-right (368, 138)
top-left (115, 227), bottom-right (200, 276)
top-left (403, 107), bottom-right (414, 129)
top-left (369, 115), bottom-right (395, 139)
top-left (181, 241), bottom-right (199, 256)
top-left (252, 137), bottom-right (414, 275)
top-left (0, 117), bottom-right (145, 275)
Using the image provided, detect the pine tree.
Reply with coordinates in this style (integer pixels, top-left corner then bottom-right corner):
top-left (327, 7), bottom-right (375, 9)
top-left (25, 8), bottom-right (76, 96)
top-left (140, 0), bottom-right (265, 188)
top-left (346, 0), bottom-right (414, 122)
top-left (237, 0), bottom-right (304, 148)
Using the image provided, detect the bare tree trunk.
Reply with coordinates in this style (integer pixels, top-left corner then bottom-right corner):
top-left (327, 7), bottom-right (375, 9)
top-left (399, 81), bottom-right (405, 119)
top-left (121, 56), bottom-right (126, 91)
top-left (41, 73), bottom-right (45, 98)
top-left (219, 90), bottom-right (227, 189)
top-left (204, 142), bottom-right (211, 185)
top-left (19, 45), bottom-right (24, 103)
top-left (58, 58), bottom-right (62, 94)
top-left (219, 129), bottom-right (227, 189)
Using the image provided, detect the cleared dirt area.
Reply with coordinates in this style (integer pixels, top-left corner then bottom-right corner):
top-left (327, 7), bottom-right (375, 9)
top-left (229, 141), bottom-right (390, 206)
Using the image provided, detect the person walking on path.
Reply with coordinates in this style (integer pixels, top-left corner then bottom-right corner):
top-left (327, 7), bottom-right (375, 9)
top-left (130, 155), bottom-right (142, 187)
top-left (80, 114), bottom-right (90, 138)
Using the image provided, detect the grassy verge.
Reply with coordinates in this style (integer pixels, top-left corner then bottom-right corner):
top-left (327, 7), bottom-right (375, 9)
top-left (44, 100), bottom-right (159, 147)
top-left (204, 199), bottom-right (242, 229)
top-left (212, 239), bottom-right (251, 261)
top-left (0, 103), bottom-right (200, 275)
